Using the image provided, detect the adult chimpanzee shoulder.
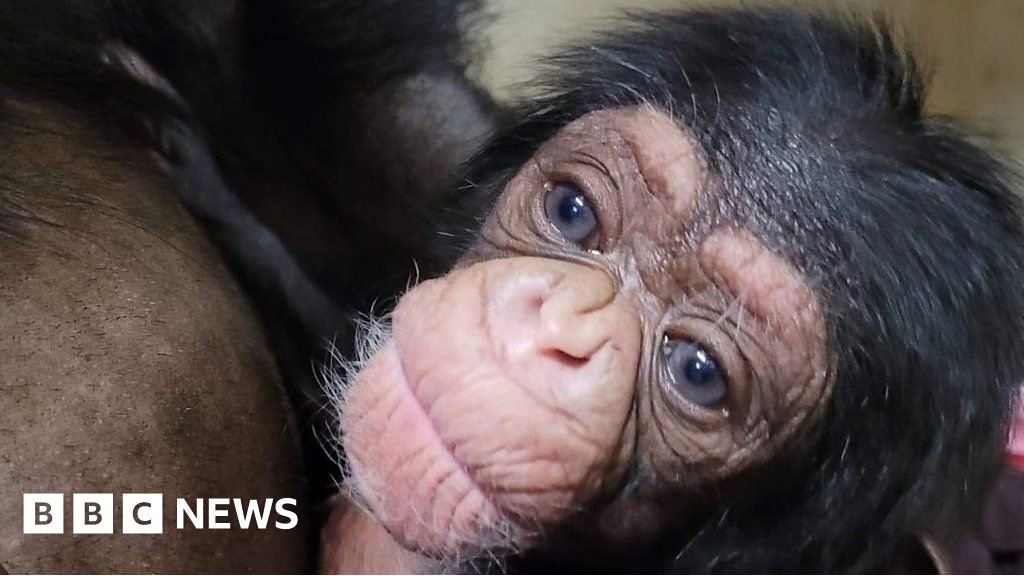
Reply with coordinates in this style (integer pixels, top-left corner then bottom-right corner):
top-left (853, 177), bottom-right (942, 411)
top-left (0, 2), bottom-right (308, 571)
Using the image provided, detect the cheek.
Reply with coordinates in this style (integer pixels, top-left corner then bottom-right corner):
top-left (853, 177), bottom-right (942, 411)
top-left (340, 257), bottom-right (642, 557)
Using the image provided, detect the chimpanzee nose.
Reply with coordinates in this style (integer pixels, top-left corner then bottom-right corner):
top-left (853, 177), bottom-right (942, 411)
top-left (483, 257), bottom-right (641, 374)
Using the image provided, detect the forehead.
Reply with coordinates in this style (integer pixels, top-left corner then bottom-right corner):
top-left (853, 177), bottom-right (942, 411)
top-left (534, 104), bottom-right (822, 324)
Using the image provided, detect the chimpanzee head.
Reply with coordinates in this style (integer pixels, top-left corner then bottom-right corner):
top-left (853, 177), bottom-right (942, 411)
top-left (332, 8), bottom-right (1024, 572)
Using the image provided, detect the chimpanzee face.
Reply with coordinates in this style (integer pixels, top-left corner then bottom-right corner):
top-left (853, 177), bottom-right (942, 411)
top-left (340, 106), bottom-right (831, 557)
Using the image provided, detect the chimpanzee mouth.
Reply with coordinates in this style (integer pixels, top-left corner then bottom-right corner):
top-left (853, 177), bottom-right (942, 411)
top-left (324, 315), bottom-right (524, 559)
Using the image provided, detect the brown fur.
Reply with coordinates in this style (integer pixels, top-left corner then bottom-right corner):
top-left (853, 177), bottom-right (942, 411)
top-left (0, 97), bottom-right (308, 572)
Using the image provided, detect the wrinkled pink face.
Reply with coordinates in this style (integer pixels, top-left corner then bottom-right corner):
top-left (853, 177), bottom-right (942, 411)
top-left (339, 107), bottom-right (833, 560)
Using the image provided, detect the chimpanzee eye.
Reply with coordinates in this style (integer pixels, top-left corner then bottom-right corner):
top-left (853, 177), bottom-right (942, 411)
top-left (544, 182), bottom-right (598, 245)
top-left (663, 339), bottom-right (727, 407)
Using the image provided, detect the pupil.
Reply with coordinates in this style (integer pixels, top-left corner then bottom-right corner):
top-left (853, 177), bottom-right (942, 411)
top-left (559, 194), bottom-right (588, 223)
top-left (684, 350), bottom-right (717, 385)
top-left (664, 339), bottom-right (726, 407)
top-left (543, 182), bottom-right (598, 245)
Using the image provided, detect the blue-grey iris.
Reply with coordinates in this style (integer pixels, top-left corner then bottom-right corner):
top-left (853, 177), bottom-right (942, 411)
top-left (544, 182), bottom-right (598, 245)
top-left (664, 339), bottom-right (727, 407)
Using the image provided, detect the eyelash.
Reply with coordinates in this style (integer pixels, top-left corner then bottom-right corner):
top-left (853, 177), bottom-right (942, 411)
top-left (541, 180), bottom-right (603, 251)
top-left (658, 327), bottom-right (741, 417)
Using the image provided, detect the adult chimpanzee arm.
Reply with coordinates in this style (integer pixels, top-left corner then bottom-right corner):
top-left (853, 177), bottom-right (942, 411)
top-left (160, 120), bottom-right (351, 345)
top-left (147, 0), bottom-right (500, 346)
top-left (143, 0), bottom-right (498, 346)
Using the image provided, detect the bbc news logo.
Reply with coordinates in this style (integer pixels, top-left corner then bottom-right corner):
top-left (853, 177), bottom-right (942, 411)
top-left (24, 494), bottom-right (298, 534)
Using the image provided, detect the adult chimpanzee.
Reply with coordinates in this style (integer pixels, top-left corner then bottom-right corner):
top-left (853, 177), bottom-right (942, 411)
top-left (0, 0), bottom-right (490, 572)
top-left (157, 6), bottom-right (1024, 575)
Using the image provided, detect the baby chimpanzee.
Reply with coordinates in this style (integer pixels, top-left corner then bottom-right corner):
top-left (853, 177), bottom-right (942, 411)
top-left (160, 5), bottom-right (1024, 574)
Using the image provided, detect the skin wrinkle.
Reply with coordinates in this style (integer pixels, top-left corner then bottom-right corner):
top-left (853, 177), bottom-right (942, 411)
top-left (403, 383), bottom-right (503, 549)
top-left (610, 108), bottom-right (700, 217)
top-left (655, 284), bottom-right (755, 433)
top-left (720, 253), bottom-right (823, 414)
top-left (482, 449), bottom-right (581, 494)
top-left (405, 440), bottom-right (442, 492)
top-left (652, 397), bottom-right (725, 464)
top-left (731, 332), bottom-right (773, 430)
top-left (574, 150), bottom-right (618, 185)
top-left (444, 487), bottom-right (480, 546)
top-left (431, 464), bottom-right (463, 538)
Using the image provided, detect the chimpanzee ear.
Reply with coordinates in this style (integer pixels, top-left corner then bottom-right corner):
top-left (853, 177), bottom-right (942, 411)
top-left (885, 534), bottom-right (951, 574)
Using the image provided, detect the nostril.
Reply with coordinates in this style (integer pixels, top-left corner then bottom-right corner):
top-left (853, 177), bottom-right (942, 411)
top-left (542, 348), bottom-right (590, 369)
top-left (528, 293), bottom-right (546, 313)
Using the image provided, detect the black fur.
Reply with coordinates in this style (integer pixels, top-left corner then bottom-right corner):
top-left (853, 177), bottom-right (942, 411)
top-left (453, 8), bottom-right (1024, 572)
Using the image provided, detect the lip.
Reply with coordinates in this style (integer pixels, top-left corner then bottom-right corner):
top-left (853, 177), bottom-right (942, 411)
top-left (390, 337), bottom-right (495, 511)
top-left (342, 339), bottom-right (504, 557)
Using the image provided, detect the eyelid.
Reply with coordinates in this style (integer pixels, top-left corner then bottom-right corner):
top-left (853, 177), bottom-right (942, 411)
top-left (539, 179), bottom-right (603, 252)
top-left (540, 161), bottom-right (623, 248)
top-left (662, 334), bottom-right (732, 385)
top-left (657, 320), bottom-right (753, 425)
top-left (660, 334), bottom-right (730, 410)
top-left (574, 150), bottom-right (617, 182)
